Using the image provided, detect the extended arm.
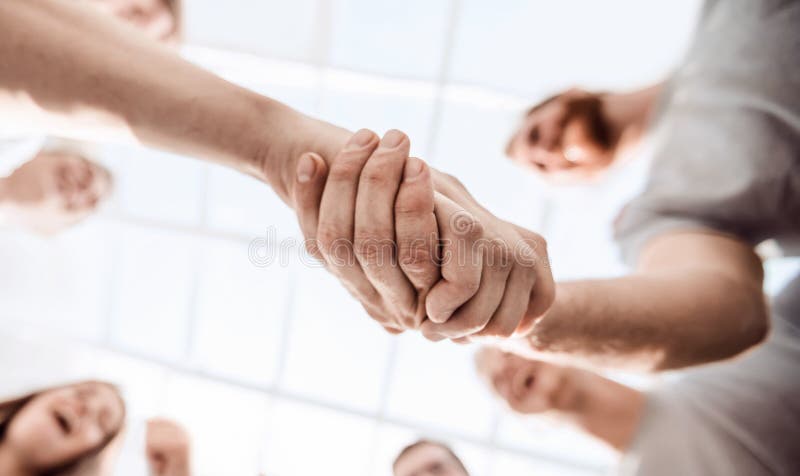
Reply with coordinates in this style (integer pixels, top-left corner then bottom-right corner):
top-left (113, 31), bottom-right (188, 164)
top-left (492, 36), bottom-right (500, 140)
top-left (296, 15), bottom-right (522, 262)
top-left (476, 348), bottom-right (644, 452)
top-left (517, 231), bottom-right (768, 370)
top-left (0, 0), bottom-right (350, 203)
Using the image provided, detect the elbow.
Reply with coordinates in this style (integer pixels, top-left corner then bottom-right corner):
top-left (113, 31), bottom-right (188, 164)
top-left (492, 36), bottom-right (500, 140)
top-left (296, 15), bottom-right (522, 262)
top-left (662, 280), bottom-right (769, 371)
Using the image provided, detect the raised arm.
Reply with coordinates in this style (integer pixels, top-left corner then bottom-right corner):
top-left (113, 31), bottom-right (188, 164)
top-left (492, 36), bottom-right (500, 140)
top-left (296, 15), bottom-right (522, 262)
top-left (476, 347), bottom-right (644, 452)
top-left (515, 231), bottom-right (768, 371)
top-left (0, 0), bottom-right (350, 203)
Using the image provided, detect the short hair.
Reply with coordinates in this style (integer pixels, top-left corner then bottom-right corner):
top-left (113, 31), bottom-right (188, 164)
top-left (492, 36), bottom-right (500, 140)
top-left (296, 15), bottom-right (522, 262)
top-left (393, 439), bottom-right (468, 474)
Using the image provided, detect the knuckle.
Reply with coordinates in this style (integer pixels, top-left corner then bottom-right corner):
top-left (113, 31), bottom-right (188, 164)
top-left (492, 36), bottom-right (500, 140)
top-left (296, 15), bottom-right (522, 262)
top-left (303, 239), bottom-right (322, 257)
top-left (466, 218), bottom-right (485, 240)
top-left (360, 164), bottom-right (392, 188)
top-left (316, 223), bottom-right (345, 249)
top-left (354, 231), bottom-right (395, 264)
top-left (398, 238), bottom-right (435, 269)
top-left (481, 316), bottom-right (519, 339)
top-left (458, 277), bottom-right (481, 297)
top-left (485, 240), bottom-right (513, 272)
top-left (328, 153), bottom-right (367, 181)
top-left (450, 212), bottom-right (482, 239)
top-left (395, 192), bottom-right (429, 217)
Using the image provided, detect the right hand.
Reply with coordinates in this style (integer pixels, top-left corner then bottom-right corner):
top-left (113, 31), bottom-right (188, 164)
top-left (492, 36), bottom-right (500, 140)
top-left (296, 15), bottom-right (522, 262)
top-left (475, 347), bottom-right (576, 414)
top-left (505, 88), bottom-right (615, 181)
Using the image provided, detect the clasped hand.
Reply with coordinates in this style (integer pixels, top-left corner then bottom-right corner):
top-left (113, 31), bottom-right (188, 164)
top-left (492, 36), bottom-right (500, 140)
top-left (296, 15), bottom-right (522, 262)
top-left (292, 129), bottom-right (554, 342)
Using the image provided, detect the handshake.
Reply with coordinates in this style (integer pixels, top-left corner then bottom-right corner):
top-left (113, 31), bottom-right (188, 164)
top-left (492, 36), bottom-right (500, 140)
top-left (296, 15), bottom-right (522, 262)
top-left (290, 128), bottom-right (555, 342)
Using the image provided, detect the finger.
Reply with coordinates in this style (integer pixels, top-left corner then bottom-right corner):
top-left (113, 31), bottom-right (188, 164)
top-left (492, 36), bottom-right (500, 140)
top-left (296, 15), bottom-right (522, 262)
top-left (293, 152), bottom-right (329, 259)
top-left (383, 325), bottom-right (405, 335)
top-left (317, 129), bottom-right (382, 303)
top-left (364, 305), bottom-right (405, 335)
top-left (395, 157), bottom-right (440, 326)
top-left (513, 229), bottom-right (555, 336)
top-left (354, 130), bottom-right (418, 327)
top-left (474, 265), bottom-right (534, 339)
top-left (424, 193), bottom-right (484, 324)
top-left (423, 240), bottom-right (511, 339)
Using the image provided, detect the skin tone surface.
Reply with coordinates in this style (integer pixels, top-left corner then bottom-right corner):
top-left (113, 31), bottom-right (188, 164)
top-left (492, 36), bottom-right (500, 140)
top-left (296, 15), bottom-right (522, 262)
top-left (0, 382), bottom-right (125, 476)
top-left (393, 443), bottom-right (468, 476)
top-left (146, 418), bottom-right (192, 476)
top-left (475, 347), bottom-right (644, 452)
top-left (505, 86), bottom-right (662, 182)
top-left (87, 0), bottom-right (179, 42)
top-left (0, 151), bottom-right (113, 234)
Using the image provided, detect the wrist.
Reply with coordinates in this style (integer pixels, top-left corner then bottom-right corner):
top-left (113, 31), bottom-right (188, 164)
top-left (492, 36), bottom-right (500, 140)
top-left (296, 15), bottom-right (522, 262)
top-left (246, 102), bottom-right (350, 205)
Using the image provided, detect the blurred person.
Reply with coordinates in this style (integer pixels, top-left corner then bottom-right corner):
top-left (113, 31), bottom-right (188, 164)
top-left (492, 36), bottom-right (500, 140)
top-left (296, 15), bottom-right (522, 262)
top-left (0, 380), bottom-right (193, 476)
top-left (294, 0), bottom-right (799, 373)
top-left (0, 0), bottom-right (180, 235)
top-left (393, 439), bottom-right (469, 476)
top-left (0, 149), bottom-right (113, 234)
top-left (477, 276), bottom-right (800, 476)
top-left (0, 380), bottom-right (126, 476)
top-left (494, 0), bottom-right (798, 368)
top-left (505, 85), bottom-right (661, 182)
top-left (476, 348), bottom-right (644, 453)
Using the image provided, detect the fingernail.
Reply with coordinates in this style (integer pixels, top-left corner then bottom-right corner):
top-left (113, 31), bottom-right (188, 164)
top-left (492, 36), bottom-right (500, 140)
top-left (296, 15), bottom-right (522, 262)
top-left (381, 129), bottom-right (406, 148)
top-left (403, 157), bottom-right (424, 182)
top-left (347, 129), bottom-right (375, 150)
top-left (296, 153), bottom-right (317, 183)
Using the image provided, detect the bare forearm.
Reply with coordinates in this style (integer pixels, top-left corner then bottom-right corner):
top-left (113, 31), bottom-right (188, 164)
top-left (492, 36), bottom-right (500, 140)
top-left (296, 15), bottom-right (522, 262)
top-left (522, 271), bottom-right (767, 371)
top-left (557, 368), bottom-right (644, 452)
top-left (0, 0), bottom-right (349, 202)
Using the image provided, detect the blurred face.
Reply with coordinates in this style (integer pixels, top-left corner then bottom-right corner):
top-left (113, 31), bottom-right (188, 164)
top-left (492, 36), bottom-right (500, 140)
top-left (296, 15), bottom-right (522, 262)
top-left (394, 444), bottom-right (468, 476)
top-left (1, 151), bottom-right (113, 234)
top-left (475, 347), bottom-right (575, 414)
top-left (5, 382), bottom-right (124, 471)
top-left (89, 0), bottom-right (178, 42)
top-left (506, 91), bottom-right (614, 182)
